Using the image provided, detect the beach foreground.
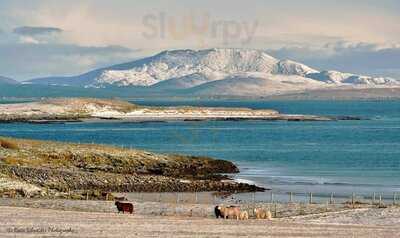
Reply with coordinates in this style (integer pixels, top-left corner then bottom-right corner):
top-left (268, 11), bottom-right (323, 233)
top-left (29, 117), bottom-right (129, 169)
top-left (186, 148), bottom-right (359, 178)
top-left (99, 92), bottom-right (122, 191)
top-left (1, 205), bottom-right (399, 238)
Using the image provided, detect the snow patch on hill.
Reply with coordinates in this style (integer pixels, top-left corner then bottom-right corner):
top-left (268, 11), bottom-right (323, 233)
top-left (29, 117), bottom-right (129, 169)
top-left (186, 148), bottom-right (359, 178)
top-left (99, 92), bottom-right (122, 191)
top-left (307, 70), bottom-right (399, 86)
top-left (184, 74), bottom-right (332, 96)
top-left (273, 60), bottom-right (318, 76)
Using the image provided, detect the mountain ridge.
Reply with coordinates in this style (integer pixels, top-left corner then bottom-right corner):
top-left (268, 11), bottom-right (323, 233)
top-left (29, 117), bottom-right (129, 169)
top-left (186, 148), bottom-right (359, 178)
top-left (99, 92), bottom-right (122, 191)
top-left (26, 48), bottom-right (400, 96)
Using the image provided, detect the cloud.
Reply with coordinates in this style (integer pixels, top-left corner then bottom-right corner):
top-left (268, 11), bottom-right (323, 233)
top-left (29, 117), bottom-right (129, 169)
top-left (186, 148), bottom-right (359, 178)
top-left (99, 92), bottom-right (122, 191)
top-left (0, 43), bottom-right (140, 80)
top-left (267, 41), bottom-right (400, 79)
top-left (13, 26), bottom-right (62, 36)
top-left (12, 26), bottom-right (63, 44)
top-left (18, 36), bottom-right (41, 44)
top-left (5, 0), bottom-right (399, 50)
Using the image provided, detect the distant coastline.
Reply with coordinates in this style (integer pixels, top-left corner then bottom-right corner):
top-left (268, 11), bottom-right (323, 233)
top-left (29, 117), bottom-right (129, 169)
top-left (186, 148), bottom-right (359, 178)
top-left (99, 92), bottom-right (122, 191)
top-left (2, 87), bottom-right (400, 101)
top-left (0, 97), bottom-right (363, 123)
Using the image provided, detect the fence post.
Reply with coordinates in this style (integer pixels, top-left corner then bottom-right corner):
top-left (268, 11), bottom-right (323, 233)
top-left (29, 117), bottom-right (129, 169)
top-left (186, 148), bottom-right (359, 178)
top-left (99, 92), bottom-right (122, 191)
top-left (393, 192), bottom-right (397, 205)
top-left (289, 192), bottom-right (293, 203)
top-left (330, 192), bottom-right (334, 204)
top-left (213, 195), bottom-right (216, 204)
top-left (351, 193), bottom-right (355, 206)
top-left (175, 193), bottom-right (179, 216)
top-left (373, 192), bottom-right (376, 204)
top-left (309, 193), bottom-right (313, 204)
top-left (379, 194), bottom-right (382, 206)
top-left (274, 203), bottom-right (277, 218)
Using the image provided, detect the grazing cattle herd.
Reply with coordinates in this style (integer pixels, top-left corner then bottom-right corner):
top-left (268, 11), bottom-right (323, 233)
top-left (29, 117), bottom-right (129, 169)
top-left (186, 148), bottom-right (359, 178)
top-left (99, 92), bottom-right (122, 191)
top-left (214, 206), bottom-right (273, 220)
top-left (114, 198), bottom-right (272, 221)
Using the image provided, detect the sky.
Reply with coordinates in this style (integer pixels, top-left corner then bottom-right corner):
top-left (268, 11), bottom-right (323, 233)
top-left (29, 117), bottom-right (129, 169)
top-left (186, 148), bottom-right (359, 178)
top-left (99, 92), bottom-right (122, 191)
top-left (1, 0), bottom-right (400, 80)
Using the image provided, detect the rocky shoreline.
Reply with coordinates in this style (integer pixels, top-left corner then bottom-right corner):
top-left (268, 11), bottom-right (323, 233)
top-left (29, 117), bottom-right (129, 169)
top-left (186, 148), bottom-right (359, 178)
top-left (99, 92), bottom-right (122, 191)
top-left (0, 136), bottom-right (264, 199)
top-left (0, 164), bottom-right (262, 196)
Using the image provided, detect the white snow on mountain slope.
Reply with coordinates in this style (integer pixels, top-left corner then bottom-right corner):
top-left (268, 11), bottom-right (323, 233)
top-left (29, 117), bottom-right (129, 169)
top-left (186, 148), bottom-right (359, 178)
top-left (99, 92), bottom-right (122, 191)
top-left (92, 48), bottom-right (400, 89)
top-left (307, 71), bottom-right (354, 84)
top-left (306, 70), bottom-right (400, 86)
top-left (342, 75), bottom-right (399, 85)
top-left (27, 48), bottom-right (400, 96)
top-left (273, 60), bottom-right (318, 76)
top-left (151, 73), bottom-right (212, 90)
top-left (95, 48), bottom-right (280, 87)
top-left (184, 74), bottom-right (332, 96)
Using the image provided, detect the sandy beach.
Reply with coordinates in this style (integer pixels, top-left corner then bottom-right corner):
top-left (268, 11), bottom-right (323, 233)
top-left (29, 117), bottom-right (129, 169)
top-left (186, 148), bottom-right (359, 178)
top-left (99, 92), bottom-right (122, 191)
top-left (1, 205), bottom-right (399, 238)
top-left (1, 197), bottom-right (400, 237)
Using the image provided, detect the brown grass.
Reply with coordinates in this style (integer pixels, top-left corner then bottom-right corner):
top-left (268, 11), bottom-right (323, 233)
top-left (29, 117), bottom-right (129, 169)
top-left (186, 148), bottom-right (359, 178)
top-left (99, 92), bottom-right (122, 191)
top-left (43, 98), bottom-right (140, 113)
top-left (0, 138), bottom-right (19, 150)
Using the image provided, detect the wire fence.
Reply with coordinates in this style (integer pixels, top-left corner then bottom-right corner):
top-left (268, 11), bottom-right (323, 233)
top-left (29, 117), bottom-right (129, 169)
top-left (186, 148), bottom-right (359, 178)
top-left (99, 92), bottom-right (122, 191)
top-left (1, 190), bottom-right (398, 219)
top-left (112, 191), bottom-right (400, 218)
top-left (124, 191), bottom-right (400, 206)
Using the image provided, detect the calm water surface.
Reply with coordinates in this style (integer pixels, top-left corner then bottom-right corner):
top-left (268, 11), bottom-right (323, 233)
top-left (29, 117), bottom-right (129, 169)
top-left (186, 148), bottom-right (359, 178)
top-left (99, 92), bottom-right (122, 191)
top-left (1, 99), bottom-right (400, 201)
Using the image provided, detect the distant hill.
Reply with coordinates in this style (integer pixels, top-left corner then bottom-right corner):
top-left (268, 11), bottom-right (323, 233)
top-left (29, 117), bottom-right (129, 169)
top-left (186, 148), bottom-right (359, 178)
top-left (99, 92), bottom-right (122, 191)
top-left (0, 76), bottom-right (19, 85)
top-left (21, 48), bottom-right (400, 97)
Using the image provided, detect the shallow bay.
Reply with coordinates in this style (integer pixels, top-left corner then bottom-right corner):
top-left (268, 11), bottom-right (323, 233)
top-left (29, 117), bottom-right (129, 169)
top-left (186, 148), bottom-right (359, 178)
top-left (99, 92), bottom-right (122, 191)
top-left (1, 99), bottom-right (399, 201)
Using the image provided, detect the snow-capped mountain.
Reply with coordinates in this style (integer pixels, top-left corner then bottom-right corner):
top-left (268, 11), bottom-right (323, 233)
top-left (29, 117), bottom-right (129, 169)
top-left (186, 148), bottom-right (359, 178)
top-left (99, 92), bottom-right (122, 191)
top-left (0, 76), bottom-right (19, 85)
top-left (94, 48), bottom-right (283, 87)
top-left (27, 48), bottom-right (400, 96)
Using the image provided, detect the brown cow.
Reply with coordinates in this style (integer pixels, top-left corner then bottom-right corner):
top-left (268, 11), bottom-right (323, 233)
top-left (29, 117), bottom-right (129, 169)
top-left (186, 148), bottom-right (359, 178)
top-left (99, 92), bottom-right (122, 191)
top-left (239, 211), bottom-right (249, 220)
top-left (115, 201), bottom-right (134, 214)
top-left (217, 206), bottom-right (241, 220)
top-left (254, 208), bottom-right (272, 220)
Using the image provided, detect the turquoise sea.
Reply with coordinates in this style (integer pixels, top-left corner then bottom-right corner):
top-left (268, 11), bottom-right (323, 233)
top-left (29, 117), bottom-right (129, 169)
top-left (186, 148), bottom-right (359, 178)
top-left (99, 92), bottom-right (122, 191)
top-left (1, 100), bottom-right (400, 201)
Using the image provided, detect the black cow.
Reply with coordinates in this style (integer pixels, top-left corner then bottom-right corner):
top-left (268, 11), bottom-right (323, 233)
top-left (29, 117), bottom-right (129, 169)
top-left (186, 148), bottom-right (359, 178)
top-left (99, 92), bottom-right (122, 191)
top-left (214, 206), bottom-right (223, 218)
top-left (115, 201), bottom-right (134, 214)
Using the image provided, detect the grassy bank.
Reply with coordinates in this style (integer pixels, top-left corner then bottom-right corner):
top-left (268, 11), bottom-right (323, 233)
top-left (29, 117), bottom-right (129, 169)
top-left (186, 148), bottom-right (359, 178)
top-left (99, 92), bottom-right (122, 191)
top-left (0, 136), bottom-right (263, 198)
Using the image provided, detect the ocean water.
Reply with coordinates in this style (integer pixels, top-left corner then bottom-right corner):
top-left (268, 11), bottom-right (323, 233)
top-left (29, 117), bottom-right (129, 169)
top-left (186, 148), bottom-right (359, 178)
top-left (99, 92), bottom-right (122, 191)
top-left (1, 99), bottom-right (400, 201)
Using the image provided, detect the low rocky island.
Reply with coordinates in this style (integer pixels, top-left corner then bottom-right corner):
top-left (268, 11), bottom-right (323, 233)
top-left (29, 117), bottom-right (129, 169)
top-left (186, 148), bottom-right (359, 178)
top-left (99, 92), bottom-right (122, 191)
top-left (0, 98), bottom-right (360, 123)
top-left (0, 136), bottom-right (264, 199)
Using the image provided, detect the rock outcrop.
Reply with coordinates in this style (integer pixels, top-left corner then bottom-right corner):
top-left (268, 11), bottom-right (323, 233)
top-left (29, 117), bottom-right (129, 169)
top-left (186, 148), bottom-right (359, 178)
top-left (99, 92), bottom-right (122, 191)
top-left (0, 136), bottom-right (264, 198)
